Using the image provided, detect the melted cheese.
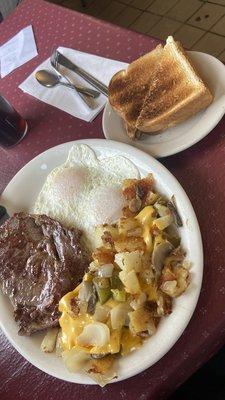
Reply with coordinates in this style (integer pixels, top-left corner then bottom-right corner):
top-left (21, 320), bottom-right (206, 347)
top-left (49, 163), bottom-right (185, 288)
top-left (136, 206), bottom-right (155, 251)
top-left (121, 327), bottom-right (142, 356)
top-left (59, 288), bottom-right (121, 354)
top-left (59, 286), bottom-right (93, 350)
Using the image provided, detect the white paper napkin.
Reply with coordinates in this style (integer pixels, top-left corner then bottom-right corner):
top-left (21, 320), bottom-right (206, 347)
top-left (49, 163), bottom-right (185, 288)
top-left (19, 46), bottom-right (127, 122)
top-left (0, 25), bottom-right (38, 78)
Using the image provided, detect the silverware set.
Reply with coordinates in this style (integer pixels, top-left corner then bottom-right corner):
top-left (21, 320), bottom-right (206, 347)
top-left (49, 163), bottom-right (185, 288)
top-left (35, 49), bottom-right (108, 109)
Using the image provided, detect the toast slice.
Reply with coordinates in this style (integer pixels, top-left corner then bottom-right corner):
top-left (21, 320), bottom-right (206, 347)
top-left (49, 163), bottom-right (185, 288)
top-left (108, 44), bottom-right (163, 138)
top-left (108, 36), bottom-right (213, 139)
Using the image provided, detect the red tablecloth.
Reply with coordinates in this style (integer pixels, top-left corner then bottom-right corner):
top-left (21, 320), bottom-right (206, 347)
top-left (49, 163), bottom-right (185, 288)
top-left (1, 1), bottom-right (225, 399)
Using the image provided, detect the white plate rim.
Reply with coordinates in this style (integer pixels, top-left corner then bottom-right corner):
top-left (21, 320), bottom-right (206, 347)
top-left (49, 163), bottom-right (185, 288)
top-left (0, 138), bottom-right (203, 384)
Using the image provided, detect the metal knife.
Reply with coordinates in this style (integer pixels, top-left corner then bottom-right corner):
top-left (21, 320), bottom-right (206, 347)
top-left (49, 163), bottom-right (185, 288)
top-left (55, 51), bottom-right (108, 97)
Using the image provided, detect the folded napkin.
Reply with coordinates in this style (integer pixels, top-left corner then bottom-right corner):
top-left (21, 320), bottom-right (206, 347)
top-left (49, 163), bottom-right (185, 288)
top-left (0, 25), bottom-right (38, 78)
top-left (19, 47), bottom-right (127, 122)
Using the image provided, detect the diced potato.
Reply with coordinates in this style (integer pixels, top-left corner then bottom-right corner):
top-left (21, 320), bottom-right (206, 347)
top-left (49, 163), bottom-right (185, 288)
top-left (130, 292), bottom-right (147, 310)
top-left (118, 217), bottom-right (141, 236)
top-left (140, 281), bottom-right (158, 301)
top-left (160, 280), bottom-right (177, 297)
top-left (153, 214), bottom-right (173, 231)
top-left (157, 292), bottom-right (172, 316)
top-left (135, 206), bottom-right (155, 225)
top-left (174, 266), bottom-right (189, 296)
top-left (41, 327), bottom-right (59, 353)
top-left (114, 250), bottom-right (143, 273)
top-left (114, 236), bottom-right (146, 252)
top-left (119, 270), bottom-right (141, 294)
top-left (122, 174), bottom-right (154, 203)
top-left (94, 225), bottom-right (118, 248)
top-left (145, 191), bottom-right (158, 205)
top-left (92, 247), bottom-right (115, 265)
top-left (129, 308), bottom-right (156, 336)
top-left (160, 266), bottom-right (189, 297)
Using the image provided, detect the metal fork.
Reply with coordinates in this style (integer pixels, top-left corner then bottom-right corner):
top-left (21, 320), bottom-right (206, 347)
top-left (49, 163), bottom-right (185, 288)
top-left (50, 52), bottom-right (95, 109)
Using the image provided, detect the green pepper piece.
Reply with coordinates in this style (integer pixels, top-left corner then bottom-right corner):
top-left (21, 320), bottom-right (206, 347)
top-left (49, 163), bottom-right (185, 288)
top-left (96, 286), bottom-right (111, 305)
top-left (111, 289), bottom-right (126, 302)
top-left (110, 273), bottom-right (123, 290)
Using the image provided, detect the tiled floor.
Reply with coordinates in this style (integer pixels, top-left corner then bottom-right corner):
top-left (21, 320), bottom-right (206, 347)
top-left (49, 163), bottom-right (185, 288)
top-left (48, 0), bottom-right (225, 61)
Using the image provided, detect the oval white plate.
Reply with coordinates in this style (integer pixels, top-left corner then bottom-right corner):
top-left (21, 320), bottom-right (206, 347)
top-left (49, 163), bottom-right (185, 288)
top-left (103, 51), bottom-right (225, 158)
top-left (0, 139), bottom-right (203, 384)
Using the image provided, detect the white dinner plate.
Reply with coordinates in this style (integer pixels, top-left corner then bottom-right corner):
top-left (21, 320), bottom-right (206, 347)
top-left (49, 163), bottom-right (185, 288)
top-left (103, 51), bottom-right (225, 158)
top-left (0, 139), bottom-right (203, 384)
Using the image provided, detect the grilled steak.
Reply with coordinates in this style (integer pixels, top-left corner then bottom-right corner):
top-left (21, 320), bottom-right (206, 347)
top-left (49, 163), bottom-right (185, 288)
top-left (0, 213), bottom-right (90, 335)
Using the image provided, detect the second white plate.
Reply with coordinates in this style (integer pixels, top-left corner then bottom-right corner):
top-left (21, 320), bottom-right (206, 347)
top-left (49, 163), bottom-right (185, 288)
top-left (103, 51), bottom-right (225, 158)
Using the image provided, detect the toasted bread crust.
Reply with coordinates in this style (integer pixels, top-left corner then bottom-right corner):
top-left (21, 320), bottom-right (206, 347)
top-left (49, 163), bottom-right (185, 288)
top-left (108, 37), bottom-right (213, 138)
top-left (108, 45), bottom-right (163, 137)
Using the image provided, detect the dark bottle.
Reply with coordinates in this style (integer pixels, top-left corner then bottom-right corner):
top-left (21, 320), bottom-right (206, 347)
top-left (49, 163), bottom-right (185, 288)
top-left (0, 94), bottom-right (27, 148)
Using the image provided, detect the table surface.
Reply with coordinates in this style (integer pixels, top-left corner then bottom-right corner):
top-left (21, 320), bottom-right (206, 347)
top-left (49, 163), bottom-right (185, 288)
top-left (1, 1), bottom-right (225, 399)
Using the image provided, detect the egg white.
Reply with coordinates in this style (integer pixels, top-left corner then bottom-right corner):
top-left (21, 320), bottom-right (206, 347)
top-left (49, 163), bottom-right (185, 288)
top-left (34, 144), bottom-right (140, 249)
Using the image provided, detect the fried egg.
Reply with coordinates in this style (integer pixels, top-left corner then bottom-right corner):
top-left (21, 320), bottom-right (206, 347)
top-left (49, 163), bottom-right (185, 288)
top-left (34, 144), bottom-right (140, 249)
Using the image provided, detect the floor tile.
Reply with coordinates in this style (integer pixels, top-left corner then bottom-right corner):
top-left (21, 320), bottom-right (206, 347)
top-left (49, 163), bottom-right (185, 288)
top-left (166, 0), bottom-right (202, 22)
top-left (114, 7), bottom-right (142, 28)
top-left (211, 14), bottom-right (225, 35)
top-left (148, 0), bottom-right (179, 16)
top-left (148, 17), bottom-right (182, 40)
top-left (98, 1), bottom-right (125, 22)
top-left (207, 0), bottom-right (225, 5)
top-left (120, 0), bottom-right (133, 4)
top-left (130, 11), bottom-right (160, 33)
top-left (84, 0), bottom-right (111, 17)
top-left (131, 0), bottom-right (154, 10)
top-left (218, 49), bottom-right (225, 62)
top-left (62, 0), bottom-right (90, 12)
top-left (175, 24), bottom-right (205, 48)
top-left (191, 32), bottom-right (225, 56)
top-left (188, 2), bottom-right (225, 30)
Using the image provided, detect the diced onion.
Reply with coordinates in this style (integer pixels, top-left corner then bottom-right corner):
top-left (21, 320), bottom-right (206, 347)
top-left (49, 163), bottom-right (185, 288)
top-left (77, 322), bottom-right (110, 347)
top-left (78, 281), bottom-right (93, 302)
top-left (62, 348), bottom-right (89, 373)
top-left (153, 214), bottom-right (173, 230)
top-left (93, 304), bottom-right (110, 323)
top-left (154, 203), bottom-right (169, 217)
top-left (98, 263), bottom-right (114, 278)
top-left (110, 303), bottom-right (130, 330)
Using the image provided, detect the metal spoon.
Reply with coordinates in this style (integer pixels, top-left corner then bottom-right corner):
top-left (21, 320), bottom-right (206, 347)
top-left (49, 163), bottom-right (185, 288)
top-left (35, 70), bottom-right (100, 99)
